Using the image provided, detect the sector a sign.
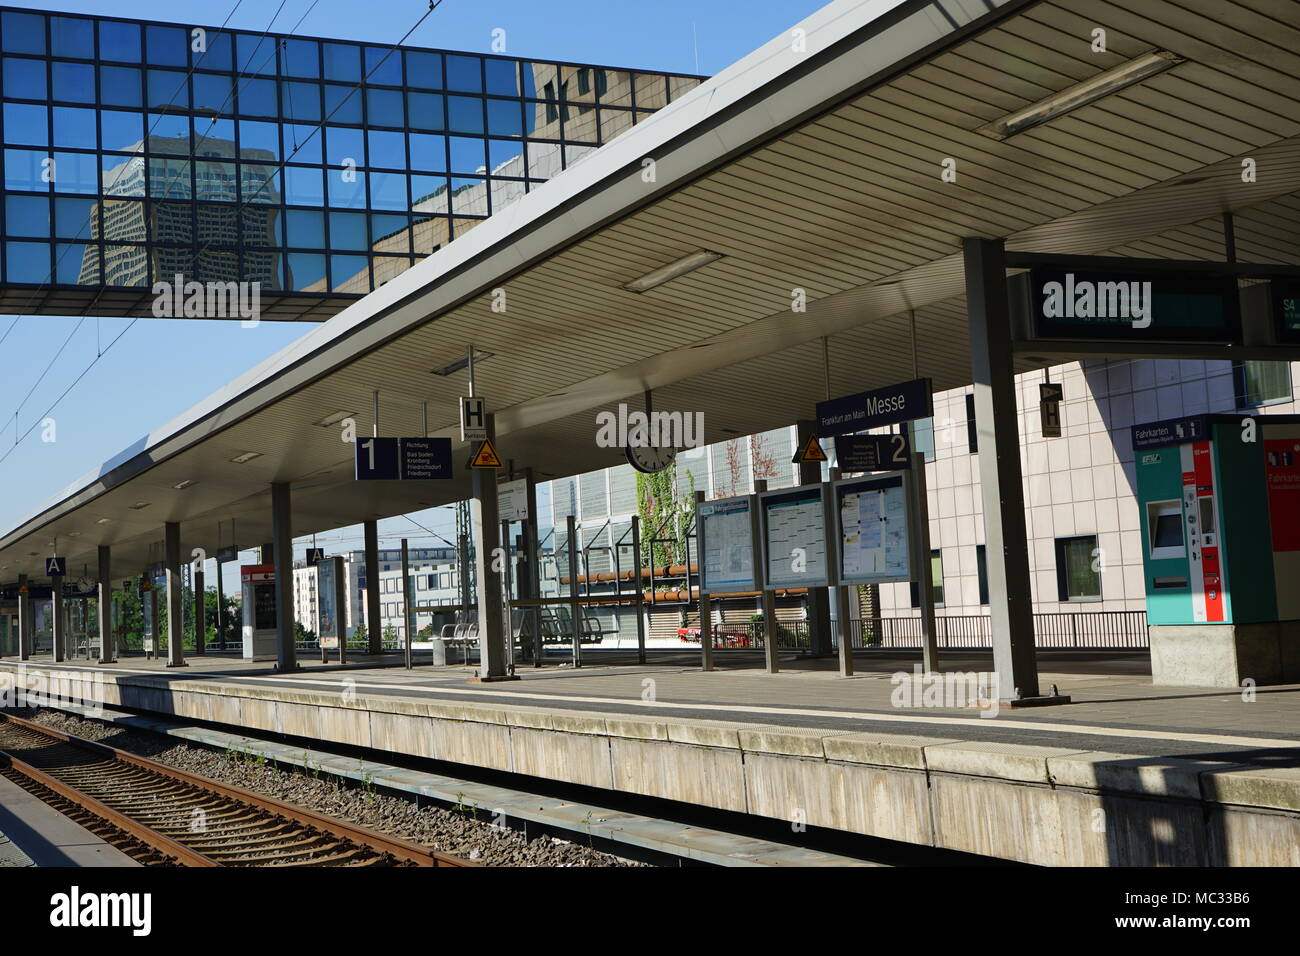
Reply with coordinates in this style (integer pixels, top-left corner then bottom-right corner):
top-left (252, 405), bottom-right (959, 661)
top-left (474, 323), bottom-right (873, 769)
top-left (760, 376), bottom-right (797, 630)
top-left (1013, 270), bottom-right (1241, 343)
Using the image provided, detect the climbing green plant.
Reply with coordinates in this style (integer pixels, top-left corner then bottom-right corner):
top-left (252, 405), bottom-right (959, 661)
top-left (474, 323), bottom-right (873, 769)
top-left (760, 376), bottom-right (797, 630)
top-left (636, 464), bottom-right (695, 568)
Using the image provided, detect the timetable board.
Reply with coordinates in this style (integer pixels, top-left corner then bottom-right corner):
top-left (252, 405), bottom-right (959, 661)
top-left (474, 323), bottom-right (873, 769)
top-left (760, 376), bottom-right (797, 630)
top-left (760, 483), bottom-right (831, 590)
top-left (834, 472), bottom-right (913, 585)
top-left (697, 495), bottom-right (758, 592)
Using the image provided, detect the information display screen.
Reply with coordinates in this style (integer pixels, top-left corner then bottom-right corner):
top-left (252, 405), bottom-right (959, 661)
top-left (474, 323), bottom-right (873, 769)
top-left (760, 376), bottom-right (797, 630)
top-left (317, 560), bottom-right (339, 648)
top-left (835, 473), bottom-right (912, 585)
top-left (761, 485), bottom-right (829, 589)
top-left (698, 496), bottom-right (757, 592)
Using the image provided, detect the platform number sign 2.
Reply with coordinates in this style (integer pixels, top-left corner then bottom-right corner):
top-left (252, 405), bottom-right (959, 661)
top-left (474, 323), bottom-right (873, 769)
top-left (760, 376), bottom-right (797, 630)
top-left (46, 556), bottom-right (66, 577)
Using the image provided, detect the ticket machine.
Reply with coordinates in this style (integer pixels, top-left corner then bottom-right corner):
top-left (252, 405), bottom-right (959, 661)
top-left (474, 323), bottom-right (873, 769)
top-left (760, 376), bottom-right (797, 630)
top-left (1133, 414), bottom-right (1300, 686)
top-left (241, 564), bottom-right (278, 661)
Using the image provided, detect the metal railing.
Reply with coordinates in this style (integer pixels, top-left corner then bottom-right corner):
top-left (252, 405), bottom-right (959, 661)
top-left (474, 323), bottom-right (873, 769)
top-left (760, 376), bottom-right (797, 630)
top-left (841, 610), bottom-right (1148, 649)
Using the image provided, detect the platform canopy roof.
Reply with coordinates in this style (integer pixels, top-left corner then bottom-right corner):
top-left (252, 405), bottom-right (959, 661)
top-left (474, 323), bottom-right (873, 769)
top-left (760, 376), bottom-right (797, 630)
top-left (3, 0), bottom-right (1300, 582)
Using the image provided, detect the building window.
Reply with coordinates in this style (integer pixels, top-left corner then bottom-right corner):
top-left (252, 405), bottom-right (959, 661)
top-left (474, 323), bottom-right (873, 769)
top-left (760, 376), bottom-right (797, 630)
top-left (965, 393), bottom-right (978, 454)
top-left (1055, 535), bottom-right (1101, 602)
top-left (907, 418), bottom-right (935, 463)
top-left (1233, 361), bottom-right (1291, 407)
top-left (975, 544), bottom-right (988, 605)
top-left (909, 549), bottom-right (944, 608)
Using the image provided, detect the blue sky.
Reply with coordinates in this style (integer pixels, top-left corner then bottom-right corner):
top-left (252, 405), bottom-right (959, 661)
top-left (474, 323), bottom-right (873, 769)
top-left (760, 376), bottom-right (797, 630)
top-left (0, 0), bottom-right (826, 557)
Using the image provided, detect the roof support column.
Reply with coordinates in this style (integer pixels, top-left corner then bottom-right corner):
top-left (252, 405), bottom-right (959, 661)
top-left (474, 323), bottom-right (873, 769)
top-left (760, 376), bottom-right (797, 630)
top-left (363, 519), bottom-right (382, 655)
top-left (17, 573), bottom-right (30, 661)
top-left (797, 419), bottom-right (833, 658)
top-left (471, 414), bottom-right (514, 681)
top-left (97, 546), bottom-right (115, 663)
top-left (271, 482), bottom-right (296, 672)
top-left (51, 565), bottom-right (65, 663)
top-left (164, 522), bottom-right (186, 668)
top-left (193, 562), bottom-right (205, 656)
top-left (963, 237), bottom-right (1040, 702)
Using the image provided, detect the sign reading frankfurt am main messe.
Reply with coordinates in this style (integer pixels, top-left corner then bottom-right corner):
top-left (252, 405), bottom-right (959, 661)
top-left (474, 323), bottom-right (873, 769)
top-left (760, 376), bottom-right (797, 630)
top-left (355, 437), bottom-right (453, 480)
top-left (816, 377), bottom-right (933, 437)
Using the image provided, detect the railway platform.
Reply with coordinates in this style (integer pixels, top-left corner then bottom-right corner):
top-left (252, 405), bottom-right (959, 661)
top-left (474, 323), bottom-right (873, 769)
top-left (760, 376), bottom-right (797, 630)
top-left (2, 650), bottom-right (1297, 866)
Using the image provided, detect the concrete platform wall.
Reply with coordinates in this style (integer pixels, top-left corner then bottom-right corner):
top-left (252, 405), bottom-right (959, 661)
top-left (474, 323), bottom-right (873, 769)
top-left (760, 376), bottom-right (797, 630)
top-left (5, 664), bottom-right (1297, 867)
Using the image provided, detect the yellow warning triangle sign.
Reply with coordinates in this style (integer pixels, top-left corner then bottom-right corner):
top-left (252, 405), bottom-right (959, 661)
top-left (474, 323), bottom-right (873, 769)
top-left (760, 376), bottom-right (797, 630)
top-left (792, 434), bottom-right (827, 464)
top-left (469, 437), bottom-right (503, 469)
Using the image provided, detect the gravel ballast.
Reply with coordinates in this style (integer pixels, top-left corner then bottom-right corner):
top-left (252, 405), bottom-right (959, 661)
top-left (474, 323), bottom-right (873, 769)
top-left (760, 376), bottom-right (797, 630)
top-left (10, 708), bottom-right (649, 867)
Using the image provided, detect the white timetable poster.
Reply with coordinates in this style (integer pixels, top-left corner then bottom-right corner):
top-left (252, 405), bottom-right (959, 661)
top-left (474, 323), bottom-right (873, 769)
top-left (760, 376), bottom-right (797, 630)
top-left (763, 487), bottom-right (828, 588)
top-left (836, 473), bottom-right (912, 584)
top-left (699, 496), bottom-right (756, 592)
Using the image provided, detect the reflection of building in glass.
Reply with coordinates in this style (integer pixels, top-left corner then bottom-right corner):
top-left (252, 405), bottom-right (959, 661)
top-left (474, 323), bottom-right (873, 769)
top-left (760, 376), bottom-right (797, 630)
top-left (0, 8), bottom-right (705, 317)
top-left (78, 136), bottom-right (282, 288)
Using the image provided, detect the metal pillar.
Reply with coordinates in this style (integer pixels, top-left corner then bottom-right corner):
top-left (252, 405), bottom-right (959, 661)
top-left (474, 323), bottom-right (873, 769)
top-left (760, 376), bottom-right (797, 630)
top-left (260, 542), bottom-right (273, 564)
top-left (963, 237), bottom-right (1040, 701)
top-left (909, 448), bottom-right (939, 673)
top-left (753, 479), bottom-right (779, 674)
top-left (17, 573), bottom-right (30, 661)
top-left (631, 514), bottom-right (648, 667)
top-left (566, 515), bottom-right (582, 669)
top-left (471, 414), bottom-right (510, 680)
top-left (400, 538), bottom-right (412, 670)
top-left (363, 519), bottom-right (382, 655)
top-left (51, 566), bottom-right (65, 663)
top-left (271, 482), bottom-right (296, 672)
top-left (826, 467), bottom-right (855, 678)
top-left (333, 555), bottom-right (348, 665)
top-left (164, 522), bottom-right (186, 667)
top-left (97, 546), bottom-right (115, 663)
top-left (692, 491), bottom-right (713, 672)
top-left (193, 563), bottom-right (205, 656)
top-left (522, 469), bottom-right (543, 666)
top-left (796, 419), bottom-right (833, 658)
top-left (215, 558), bottom-right (226, 650)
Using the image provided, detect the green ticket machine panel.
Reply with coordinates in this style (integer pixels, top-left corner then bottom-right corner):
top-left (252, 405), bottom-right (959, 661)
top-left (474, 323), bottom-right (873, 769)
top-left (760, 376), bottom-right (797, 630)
top-left (1132, 414), bottom-right (1300, 686)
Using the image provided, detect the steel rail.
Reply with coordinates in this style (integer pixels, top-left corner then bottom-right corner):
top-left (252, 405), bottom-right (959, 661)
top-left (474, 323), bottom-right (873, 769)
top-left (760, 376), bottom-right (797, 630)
top-left (0, 713), bottom-right (472, 868)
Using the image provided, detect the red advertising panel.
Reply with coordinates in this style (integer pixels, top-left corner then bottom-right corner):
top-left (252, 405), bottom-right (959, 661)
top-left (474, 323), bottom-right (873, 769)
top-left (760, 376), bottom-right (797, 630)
top-left (1264, 439), bottom-right (1300, 553)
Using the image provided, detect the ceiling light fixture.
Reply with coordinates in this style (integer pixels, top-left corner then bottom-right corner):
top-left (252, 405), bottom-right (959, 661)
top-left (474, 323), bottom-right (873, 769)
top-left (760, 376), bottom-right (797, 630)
top-left (172, 479), bottom-right (197, 490)
top-left (313, 410), bottom-right (357, 427)
top-left (128, 501), bottom-right (150, 510)
top-left (623, 250), bottom-right (724, 293)
top-left (976, 50), bottom-right (1184, 140)
top-left (230, 451), bottom-right (263, 464)
top-left (95, 517), bottom-right (111, 525)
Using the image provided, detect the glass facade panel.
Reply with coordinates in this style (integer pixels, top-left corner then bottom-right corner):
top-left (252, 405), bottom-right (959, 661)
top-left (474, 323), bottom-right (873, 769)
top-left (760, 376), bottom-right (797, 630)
top-left (4, 57), bottom-right (46, 99)
top-left (0, 9), bottom-right (703, 308)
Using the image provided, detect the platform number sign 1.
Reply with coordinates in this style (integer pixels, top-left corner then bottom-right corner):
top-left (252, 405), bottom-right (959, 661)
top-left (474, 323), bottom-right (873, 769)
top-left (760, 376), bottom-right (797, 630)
top-left (46, 556), bottom-right (66, 576)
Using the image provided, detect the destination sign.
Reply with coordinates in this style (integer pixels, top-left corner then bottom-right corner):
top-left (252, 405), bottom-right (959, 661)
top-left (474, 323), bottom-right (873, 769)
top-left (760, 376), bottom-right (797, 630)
top-left (1020, 270), bottom-right (1240, 343)
top-left (816, 378), bottom-right (932, 437)
top-left (834, 433), bottom-right (911, 472)
top-left (355, 437), bottom-right (453, 480)
top-left (1273, 278), bottom-right (1300, 344)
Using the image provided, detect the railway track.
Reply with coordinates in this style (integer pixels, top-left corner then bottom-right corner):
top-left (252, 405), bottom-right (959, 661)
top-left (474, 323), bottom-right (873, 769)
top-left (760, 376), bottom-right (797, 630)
top-left (0, 713), bottom-right (471, 867)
